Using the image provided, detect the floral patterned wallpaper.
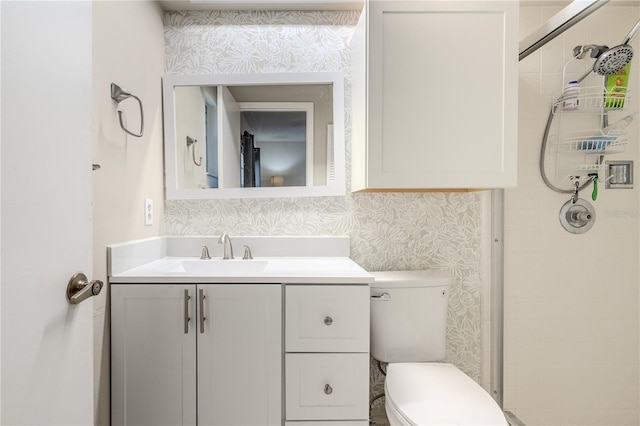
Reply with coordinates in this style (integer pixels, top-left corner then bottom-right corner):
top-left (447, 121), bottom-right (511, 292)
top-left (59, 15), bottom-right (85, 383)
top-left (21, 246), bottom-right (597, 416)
top-left (164, 9), bottom-right (483, 403)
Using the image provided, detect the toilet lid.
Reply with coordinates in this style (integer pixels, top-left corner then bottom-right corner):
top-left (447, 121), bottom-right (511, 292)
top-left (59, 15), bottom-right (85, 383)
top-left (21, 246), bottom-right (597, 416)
top-left (370, 270), bottom-right (451, 288)
top-left (385, 363), bottom-right (508, 426)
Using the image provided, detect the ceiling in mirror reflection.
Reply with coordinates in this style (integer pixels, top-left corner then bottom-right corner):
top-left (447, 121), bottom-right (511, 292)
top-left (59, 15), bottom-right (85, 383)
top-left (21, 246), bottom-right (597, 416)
top-left (242, 111), bottom-right (306, 142)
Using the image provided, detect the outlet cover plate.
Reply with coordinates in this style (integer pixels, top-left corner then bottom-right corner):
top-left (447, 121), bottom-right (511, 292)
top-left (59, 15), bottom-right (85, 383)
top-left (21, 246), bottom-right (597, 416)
top-left (144, 199), bottom-right (153, 226)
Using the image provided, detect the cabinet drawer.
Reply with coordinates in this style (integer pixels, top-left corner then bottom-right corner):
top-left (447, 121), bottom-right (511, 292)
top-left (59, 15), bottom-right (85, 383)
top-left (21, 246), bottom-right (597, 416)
top-left (286, 285), bottom-right (369, 352)
top-left (285, 353), bottom-right (369, 421)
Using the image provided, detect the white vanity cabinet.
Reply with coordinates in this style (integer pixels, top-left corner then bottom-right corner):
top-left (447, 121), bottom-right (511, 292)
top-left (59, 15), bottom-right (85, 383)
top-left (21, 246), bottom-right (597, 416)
top-left (108, 237), bottom-right (374, 426)
top-left (111, 283), bottom-right (281, 426)
top-left (285, 285), bottom-right (370, 425)
top-left (351, 0), bottom-right (518, 190)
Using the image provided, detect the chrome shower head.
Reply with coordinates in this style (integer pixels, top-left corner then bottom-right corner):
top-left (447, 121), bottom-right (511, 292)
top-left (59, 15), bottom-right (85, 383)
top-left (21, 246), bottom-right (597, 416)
top-left (573, 42), bottom-right (634, 79)
top-left (592, 44), bottom-right (634, 75)
top-left (576, 19), bottom-right (639, 76)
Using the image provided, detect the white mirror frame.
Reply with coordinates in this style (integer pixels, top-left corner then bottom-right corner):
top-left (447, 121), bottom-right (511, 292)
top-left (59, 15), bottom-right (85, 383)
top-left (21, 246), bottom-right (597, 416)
top-left (163, 72), bottom-right (346, 200)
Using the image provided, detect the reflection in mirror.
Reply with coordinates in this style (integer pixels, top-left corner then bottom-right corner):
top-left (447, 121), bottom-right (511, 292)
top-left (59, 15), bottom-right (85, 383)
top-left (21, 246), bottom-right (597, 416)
top-left (163, 73), bottom-right (345, 200)
top-left (238, 102), bottom-right (313, 188)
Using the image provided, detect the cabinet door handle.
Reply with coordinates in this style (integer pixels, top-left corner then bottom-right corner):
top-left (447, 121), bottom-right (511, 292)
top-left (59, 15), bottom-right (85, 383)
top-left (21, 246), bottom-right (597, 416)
top-left (324, 384), bottom-right (333, 395)
top-left (199, 288), bottom-right (206, 334)
top-left (184, 289), bottom-right (191, 334)
top-left (324, 316), bottom-right (333, 326)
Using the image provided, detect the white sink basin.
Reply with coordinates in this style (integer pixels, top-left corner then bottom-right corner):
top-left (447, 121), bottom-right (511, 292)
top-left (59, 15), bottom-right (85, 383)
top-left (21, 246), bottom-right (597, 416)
top-left (179, 259), bottom-right (269, 275)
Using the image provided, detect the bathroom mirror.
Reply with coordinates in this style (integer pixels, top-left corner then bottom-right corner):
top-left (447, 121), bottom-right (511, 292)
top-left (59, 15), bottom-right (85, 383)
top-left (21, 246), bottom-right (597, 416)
top-left (163, 72), bottom-right (345, 199)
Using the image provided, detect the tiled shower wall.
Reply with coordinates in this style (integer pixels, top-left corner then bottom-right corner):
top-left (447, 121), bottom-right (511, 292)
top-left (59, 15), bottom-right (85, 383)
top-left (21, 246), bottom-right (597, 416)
top-left (505, 3), bottom-right (640, 425)
top-left (163, 10), bottom-right (490, 399)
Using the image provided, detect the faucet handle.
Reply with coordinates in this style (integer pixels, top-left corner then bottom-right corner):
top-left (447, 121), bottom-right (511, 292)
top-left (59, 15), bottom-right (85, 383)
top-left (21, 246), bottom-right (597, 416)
top-left (242, 245), bottom-right (253, 260)
top-left (200, 244), bottom-right (211, 260)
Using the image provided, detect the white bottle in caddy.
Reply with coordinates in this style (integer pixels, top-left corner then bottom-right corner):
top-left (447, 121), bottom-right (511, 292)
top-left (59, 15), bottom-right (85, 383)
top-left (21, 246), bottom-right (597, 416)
top-left (561, 80), bottom-right (580, 111)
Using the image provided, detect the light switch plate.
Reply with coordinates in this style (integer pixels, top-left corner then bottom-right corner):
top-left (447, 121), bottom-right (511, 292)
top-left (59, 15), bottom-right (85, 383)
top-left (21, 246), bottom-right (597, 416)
top-left (144, 199), bottom-right (153, 226)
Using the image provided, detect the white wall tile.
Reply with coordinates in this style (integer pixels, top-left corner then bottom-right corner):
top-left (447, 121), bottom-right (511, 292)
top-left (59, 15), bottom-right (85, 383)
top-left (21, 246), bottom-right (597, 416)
top-left (505, 4), bottom-right (640, 425)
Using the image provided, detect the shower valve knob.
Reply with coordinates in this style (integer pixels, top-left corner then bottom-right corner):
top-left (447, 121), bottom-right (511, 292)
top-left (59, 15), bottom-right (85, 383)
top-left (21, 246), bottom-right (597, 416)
top-left (559, 199), bottom-right (596, 234)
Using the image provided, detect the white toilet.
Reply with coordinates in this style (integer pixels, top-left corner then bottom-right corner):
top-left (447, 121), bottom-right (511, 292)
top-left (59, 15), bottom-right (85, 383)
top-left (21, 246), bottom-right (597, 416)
top-left (370, 270), bottom-right (507, 426)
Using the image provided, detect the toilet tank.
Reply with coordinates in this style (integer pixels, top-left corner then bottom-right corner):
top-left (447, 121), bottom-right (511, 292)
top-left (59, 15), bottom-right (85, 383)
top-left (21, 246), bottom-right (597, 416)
top-left (370, 270), bottom-right (451, 363)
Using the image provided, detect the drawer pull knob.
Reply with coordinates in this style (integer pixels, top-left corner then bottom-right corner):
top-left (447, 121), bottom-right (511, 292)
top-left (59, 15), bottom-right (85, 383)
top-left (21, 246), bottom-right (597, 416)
top-left (324, 384), bottom-right (333, 395)
top-left (324, 316), bottom-right (333, 326)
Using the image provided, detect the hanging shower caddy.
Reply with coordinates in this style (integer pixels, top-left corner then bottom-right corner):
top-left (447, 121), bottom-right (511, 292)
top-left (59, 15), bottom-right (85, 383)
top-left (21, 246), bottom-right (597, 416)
top-left (548, 71), bottom-right (632, 183)
top-left (546, 60), bottom-right (635, 234)
top-left (538, 23), bottom-right (640, 234)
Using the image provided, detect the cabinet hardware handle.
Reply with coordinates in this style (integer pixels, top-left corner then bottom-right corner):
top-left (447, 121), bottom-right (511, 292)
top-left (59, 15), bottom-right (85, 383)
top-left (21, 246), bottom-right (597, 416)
top-left (371, 293), bottom-right (391, 301)
top-left (199, 288), bottom-right (206, 334)
top-left (184, 289), bottom-right (191, 334)
top-left (324, 384), bottom-right (333, 395)
top-left (324, 316), bottom-right (333, 326)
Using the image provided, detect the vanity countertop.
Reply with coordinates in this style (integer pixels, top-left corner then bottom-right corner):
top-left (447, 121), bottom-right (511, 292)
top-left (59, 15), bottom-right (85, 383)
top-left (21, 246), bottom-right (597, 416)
top-left (108, 236), bottom-right (373, 285)
top-left (110, 256), bottom-right (373, 284)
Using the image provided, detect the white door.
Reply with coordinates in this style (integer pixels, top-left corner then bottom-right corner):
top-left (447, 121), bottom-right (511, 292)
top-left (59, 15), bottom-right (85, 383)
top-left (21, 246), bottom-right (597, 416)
top-left (217, 86), bottom-right (241, 188)
top-left (1, 2), bottom-right (95, 424)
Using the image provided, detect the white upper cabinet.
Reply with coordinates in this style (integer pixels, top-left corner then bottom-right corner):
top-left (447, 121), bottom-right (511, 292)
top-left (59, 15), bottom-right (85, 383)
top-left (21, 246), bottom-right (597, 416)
top-left (351, 1), bottom-right (518, 191)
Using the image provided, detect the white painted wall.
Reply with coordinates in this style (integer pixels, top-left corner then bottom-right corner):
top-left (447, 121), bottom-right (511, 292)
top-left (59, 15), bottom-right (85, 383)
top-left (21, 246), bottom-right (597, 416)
top-left (505, 4), bottom-right (640, 425)
top-left (92, 2), bottom-right (165, 424)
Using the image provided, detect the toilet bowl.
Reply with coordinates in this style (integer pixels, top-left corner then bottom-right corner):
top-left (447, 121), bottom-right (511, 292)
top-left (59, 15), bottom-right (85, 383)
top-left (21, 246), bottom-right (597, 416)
top-left (370, 271), bottom-right (507, 426)
top-left (384, 363), bottom-right (507, 426)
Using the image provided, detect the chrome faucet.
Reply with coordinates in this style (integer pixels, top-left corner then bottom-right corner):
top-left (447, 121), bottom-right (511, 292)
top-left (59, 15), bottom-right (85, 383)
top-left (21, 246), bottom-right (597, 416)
top-left (200, 244), bottom-right (211, 260)
top-left (218, 233), bottom-right (234, 260)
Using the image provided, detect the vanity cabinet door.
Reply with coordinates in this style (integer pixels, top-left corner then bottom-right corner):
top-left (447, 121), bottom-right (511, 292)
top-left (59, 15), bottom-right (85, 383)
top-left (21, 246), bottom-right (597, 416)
top-left (197, 284), bottom-right (282, 426)
top-left (111, 284), bottom-right (197, 426)
top-left (351, 0), bottom-right (518, 190)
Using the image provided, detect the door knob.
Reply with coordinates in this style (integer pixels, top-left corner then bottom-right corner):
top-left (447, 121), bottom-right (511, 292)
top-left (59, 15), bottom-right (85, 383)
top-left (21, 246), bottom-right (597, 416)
top-left (67, 273), bottom-right (103, 305)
